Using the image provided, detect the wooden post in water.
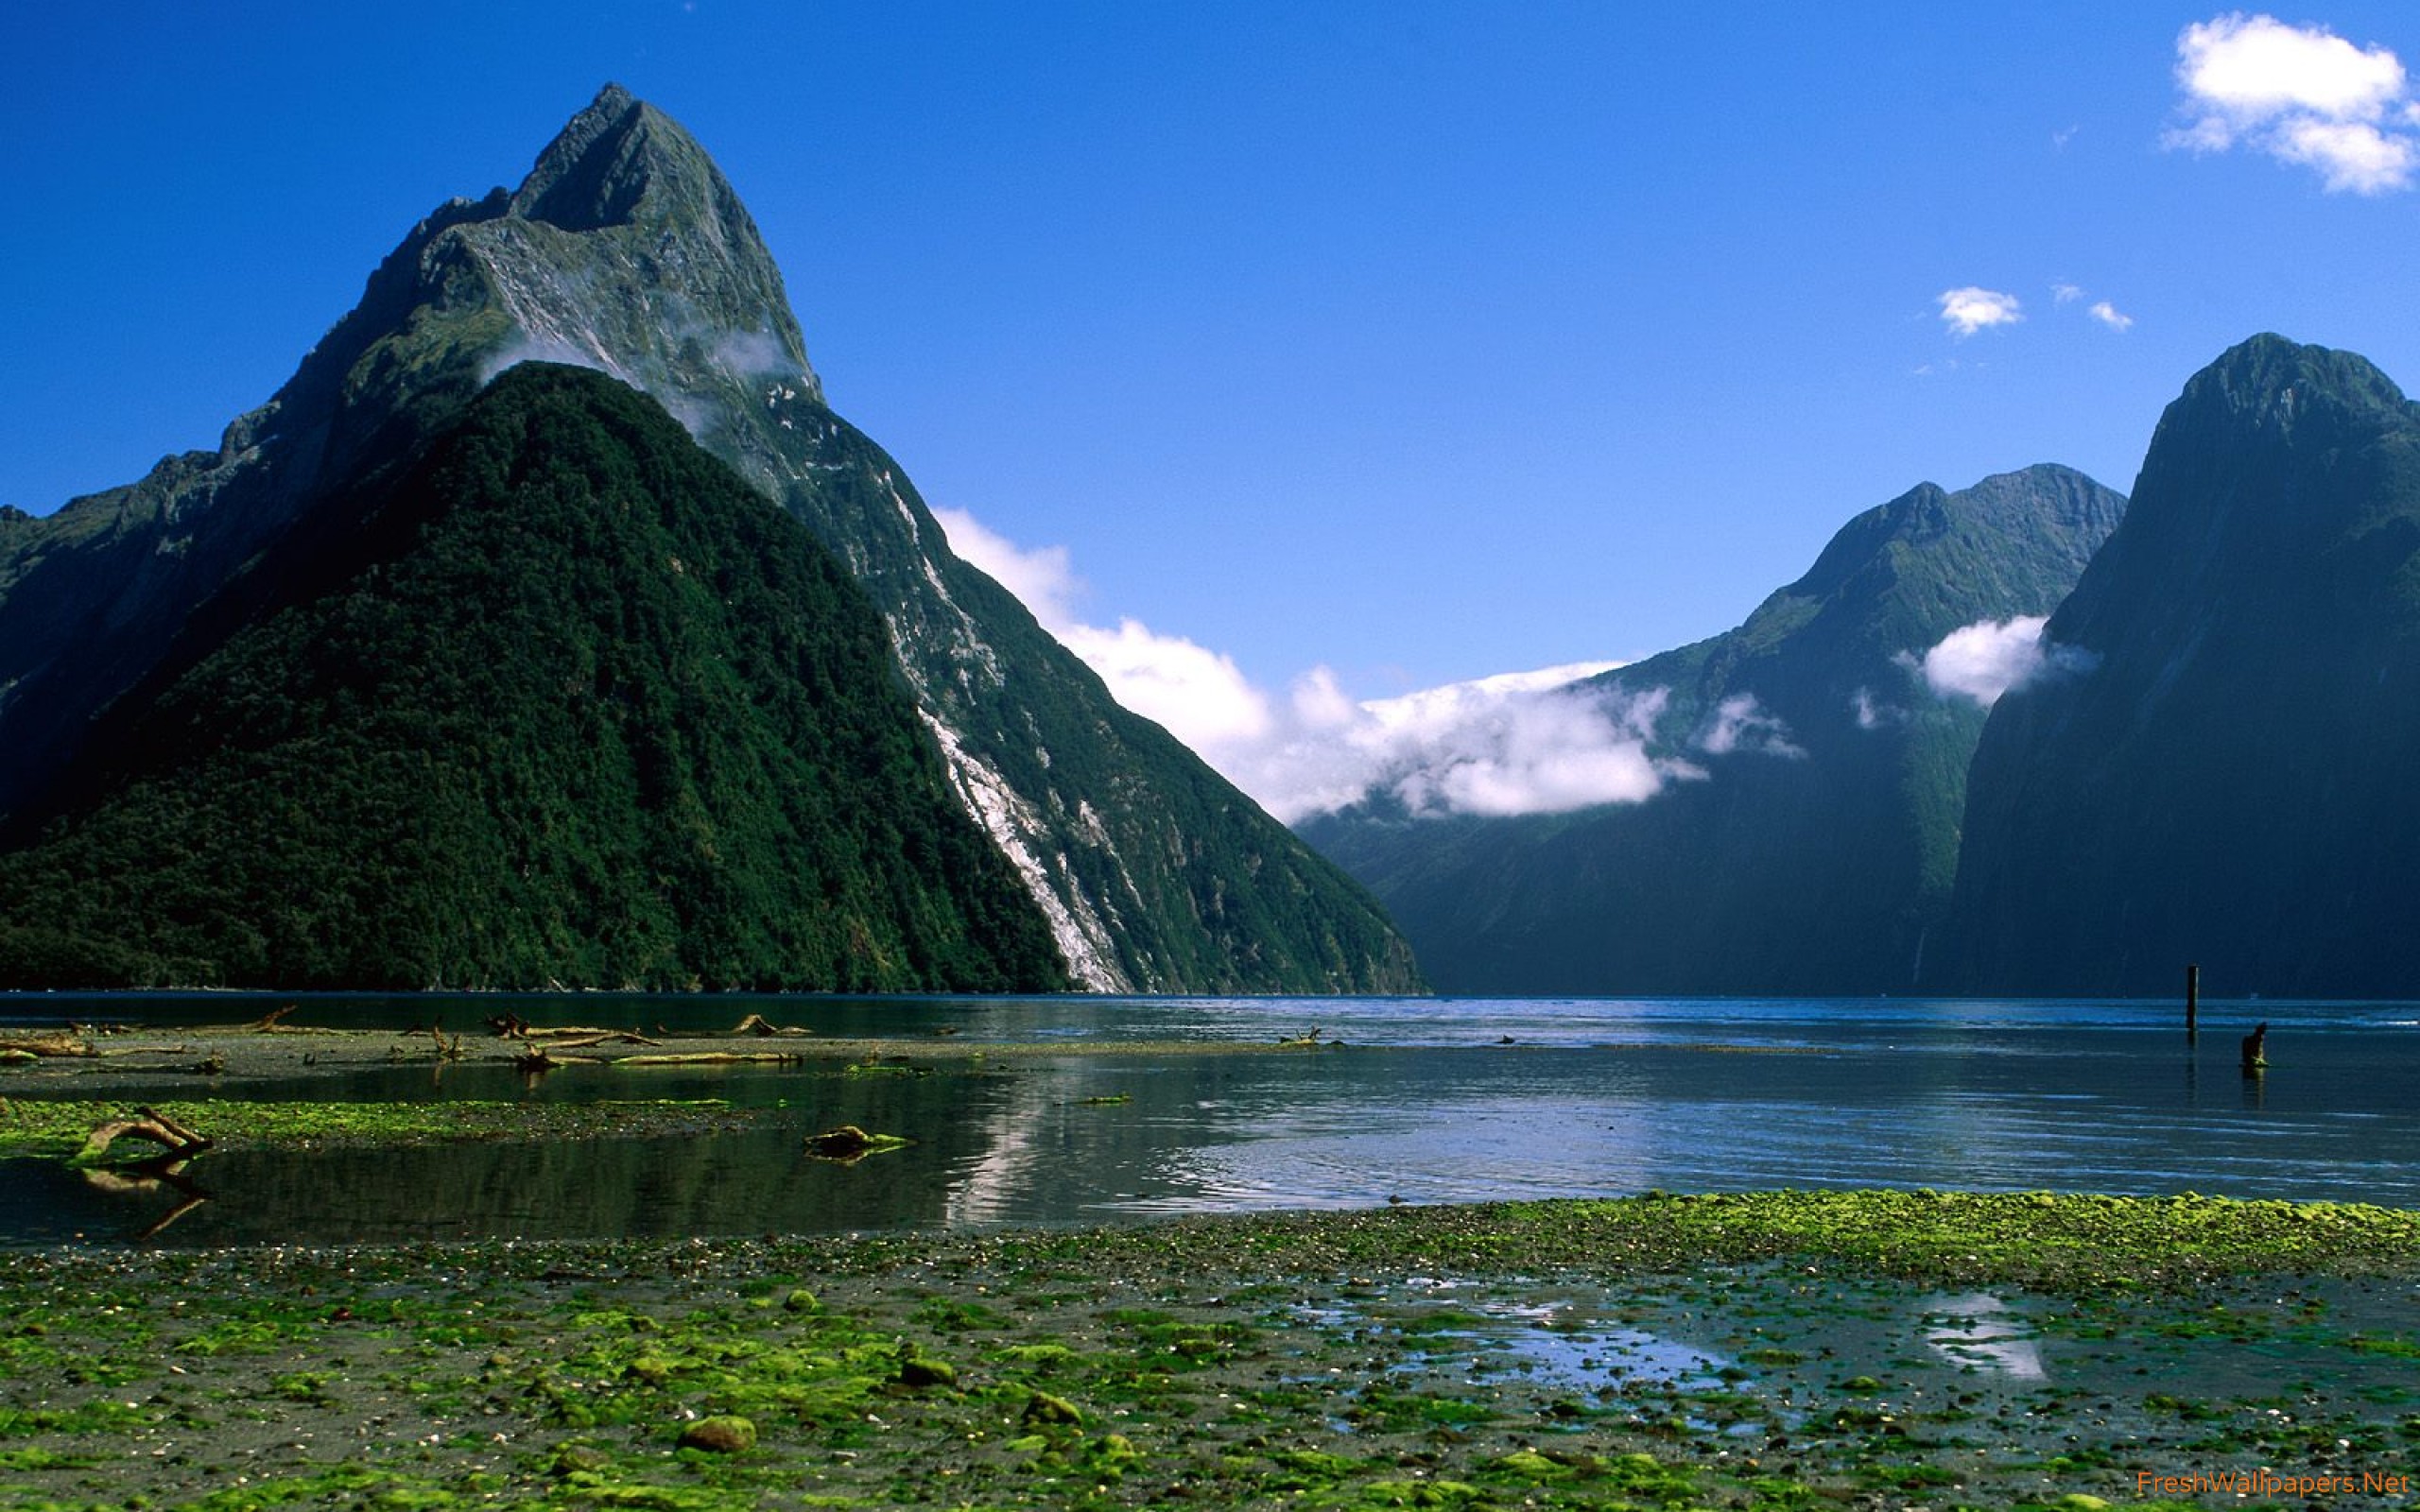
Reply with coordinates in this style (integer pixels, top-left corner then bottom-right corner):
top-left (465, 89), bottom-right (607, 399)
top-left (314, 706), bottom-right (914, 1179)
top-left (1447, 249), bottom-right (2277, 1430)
top-left (2185, 963), bottom-right (2200, 1040)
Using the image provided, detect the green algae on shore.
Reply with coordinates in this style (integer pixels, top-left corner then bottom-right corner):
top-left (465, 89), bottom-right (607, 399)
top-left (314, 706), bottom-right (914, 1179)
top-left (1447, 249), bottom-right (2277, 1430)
top-left (952, 1190), bottom-right (2420, 1292)
top-left (1, 1194), bottom-right (2418, 1510)
top-left (0, 1097), bottom-right (765, 1158)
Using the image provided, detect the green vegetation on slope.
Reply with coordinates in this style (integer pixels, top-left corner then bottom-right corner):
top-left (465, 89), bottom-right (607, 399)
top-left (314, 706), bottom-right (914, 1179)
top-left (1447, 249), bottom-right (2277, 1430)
top-left (1944, 335), bottom-right (2420, 996)
top-left (772, 410), bottom-right (1424, 993)
top-left (0, 85), bottom-right (1423, 996)
top-left (0, 365), bottom-right (1068, 992)
top-left (1305, 465), bottom-right (2123, 995)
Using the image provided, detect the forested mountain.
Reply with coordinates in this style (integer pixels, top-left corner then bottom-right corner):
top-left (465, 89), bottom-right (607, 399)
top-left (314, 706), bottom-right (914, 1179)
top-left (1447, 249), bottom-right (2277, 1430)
top-left (0, 366), bottom-right (1067, 991)
top-left (1302, 465), bottom-right (2125, 994)
top-left (0, 86), bottom-right (1418, 994)
top-left (1939, 335), bottom-right (2420, 997)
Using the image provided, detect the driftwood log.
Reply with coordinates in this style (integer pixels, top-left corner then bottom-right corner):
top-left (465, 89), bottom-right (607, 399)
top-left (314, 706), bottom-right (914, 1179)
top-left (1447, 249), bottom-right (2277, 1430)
top-left (804, 1125), bottom-right (910, 1160)
top-left (524, 1030), bottom-right (658, 1050)
top-left (0, 1033), bottom-right (100, 1061)
top-left (614, 1051), bottom-right (804, 1068)
top-left (73, 1106), bottom-right (213, 1165)
top-left (484, 1015), bottom-right (658, 1046)
top-left (512, 1046), bottom-right (606, 1074)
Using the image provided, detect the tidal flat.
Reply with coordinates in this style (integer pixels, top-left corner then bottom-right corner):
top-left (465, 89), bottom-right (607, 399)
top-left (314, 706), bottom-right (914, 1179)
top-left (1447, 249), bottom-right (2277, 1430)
top-left (6, 1019), bottom-right (2420, 1508)
top-left (2, 1191), bottom-right (2418, 1510)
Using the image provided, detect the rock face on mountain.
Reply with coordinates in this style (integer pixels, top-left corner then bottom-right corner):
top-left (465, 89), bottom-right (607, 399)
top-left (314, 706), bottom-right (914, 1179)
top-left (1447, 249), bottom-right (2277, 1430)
top-left (0, 367), bottom-right (1068, 990)
top-left (1301, 465), bottom-right (2125, 995)
top-left (1939, 335), bottom-right (2420, 997)
top-left (0, 86), bottom-right (1419, 993)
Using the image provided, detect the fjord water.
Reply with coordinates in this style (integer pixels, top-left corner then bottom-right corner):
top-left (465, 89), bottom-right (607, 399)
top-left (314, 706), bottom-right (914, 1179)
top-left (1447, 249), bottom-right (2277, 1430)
top-left (4, 995), bottom-right (2414, 1246)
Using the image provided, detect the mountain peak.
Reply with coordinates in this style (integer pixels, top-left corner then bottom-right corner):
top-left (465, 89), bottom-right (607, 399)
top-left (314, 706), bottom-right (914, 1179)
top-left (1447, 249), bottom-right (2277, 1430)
top-left (407, 85), bottom-right (821, 404)
top-left (511, 83), bottom-right (718, 233)
top-left (2179, 334), bottom-right (2411, 441)
top-left (1945, 337), bottom-right (2420, 997)
top-left (1777, 480), bottom-right (1948, 602)
top-left (0, 85), bottom-right (1422, 997)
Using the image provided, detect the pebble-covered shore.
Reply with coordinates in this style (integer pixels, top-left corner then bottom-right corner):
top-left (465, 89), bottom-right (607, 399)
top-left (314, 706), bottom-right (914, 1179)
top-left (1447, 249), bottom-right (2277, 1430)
top-left (6, 1023), bottom-right (2419, 1509)
top-left (1, 1194), bottom-right (2416, 1509)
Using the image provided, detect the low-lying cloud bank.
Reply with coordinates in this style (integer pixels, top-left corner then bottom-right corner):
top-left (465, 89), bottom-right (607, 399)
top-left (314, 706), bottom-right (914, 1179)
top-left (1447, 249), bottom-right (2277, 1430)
top-left (1236, 665), bottom-right (1673, 822)
top-left (936, 507), bottom-right (1707, 823)
top-left (477, 322), bottom-right (808, 442)
top-left (932, 507), bottom-right (1275, 755)
top-left (938, 514), bottom-right (2099, 828)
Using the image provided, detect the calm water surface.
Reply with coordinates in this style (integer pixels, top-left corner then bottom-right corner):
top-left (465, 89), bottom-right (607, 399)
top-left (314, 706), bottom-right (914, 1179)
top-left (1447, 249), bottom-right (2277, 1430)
top-left (3, 994), bottom-right (2412, 1246)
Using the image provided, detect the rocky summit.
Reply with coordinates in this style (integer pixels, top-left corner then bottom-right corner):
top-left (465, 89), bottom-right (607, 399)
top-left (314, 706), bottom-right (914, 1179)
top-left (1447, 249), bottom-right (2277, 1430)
top-left (0, 86), bottom-right (1420, 994)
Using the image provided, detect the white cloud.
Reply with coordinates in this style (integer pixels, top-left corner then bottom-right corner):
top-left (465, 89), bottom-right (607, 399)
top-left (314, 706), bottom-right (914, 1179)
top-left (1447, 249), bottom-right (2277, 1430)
top-left (2275, 115), bottom-right (2416, 192)
top-left (1362, 674), bottom-right (1671, 820)
top-left (1193, 659), bottom-right (1685, 823)
top-left (2177, 12), bottom-right (2405, 121)
top-left (477, 333), bottom-right (623, 388)
top-left (1695, 694), bottom-right (1806, 759)
top-left (475, 334), bottom-right (717, 438)
top-left (2046, 284), bottom-right (2136, 332)
top-left (930, 507), bottom-right (1082, 624)
top-left (1159, 655), bottom-right (1681, 824)
top-left (1849, 687), bottom-right (1907, 730)
top-left (933, 507), bottom-right (1693, 822)
top-left (1938, 286), bottom-right (2022, 336)
top-left (1907, 615), bottom-right (2100, 708)
top-left (934, 506), bottom-right (1271, 750)
top-left (2168, 12), bottom-right (2417, 193)
top-left (1057, 619), bottom-right (1274, 748)
top-left (711, 330), bottom-right (794, 378)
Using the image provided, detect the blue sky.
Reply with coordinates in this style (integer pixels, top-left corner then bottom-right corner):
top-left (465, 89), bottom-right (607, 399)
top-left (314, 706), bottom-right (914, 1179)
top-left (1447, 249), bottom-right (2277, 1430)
top-left (6, 3), bottom-right (2418, 740)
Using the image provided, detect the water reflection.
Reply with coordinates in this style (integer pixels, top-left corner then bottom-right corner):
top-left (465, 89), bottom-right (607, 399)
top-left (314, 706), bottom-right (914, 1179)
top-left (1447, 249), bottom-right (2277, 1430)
top-left (1298, 1283), bottom-right (1730, 1394)
top-left (1923, 1294), bottom-right (2047, 1380)
top-left (944, 1070), bottom-right (1075, 1227)
top-left (6, 996), bottom-right (2418, 1246)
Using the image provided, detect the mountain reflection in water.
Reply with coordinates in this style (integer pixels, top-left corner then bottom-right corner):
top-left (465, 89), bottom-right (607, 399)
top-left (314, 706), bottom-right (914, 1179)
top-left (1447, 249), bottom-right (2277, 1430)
top-left (4, 994), bottom-right (2414, 1246)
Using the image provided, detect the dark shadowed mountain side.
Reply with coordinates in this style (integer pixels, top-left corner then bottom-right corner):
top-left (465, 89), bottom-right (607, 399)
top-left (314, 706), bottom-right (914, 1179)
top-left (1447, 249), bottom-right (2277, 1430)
top-left (1938, 335), bottom-right (2420, 998)
top-left (0, 85), bottom-right (1418, 994)
top-left (0, 366), bottom-right (1069, 992)
top-left (1301, 465), bottom-right (2125, 995)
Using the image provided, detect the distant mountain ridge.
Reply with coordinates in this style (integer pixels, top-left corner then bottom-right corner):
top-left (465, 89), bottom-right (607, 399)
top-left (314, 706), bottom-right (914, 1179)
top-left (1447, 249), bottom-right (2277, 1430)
top-left (0, 86), bottom-right (1419, 994)
top-left (1938, 335), bottom-right (2420, 997)
top-left (1301, 463), bottom-right (2127, 994)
